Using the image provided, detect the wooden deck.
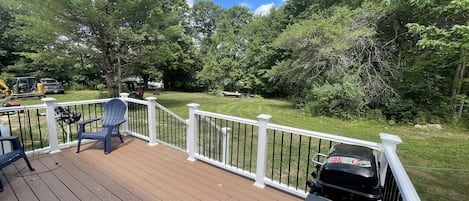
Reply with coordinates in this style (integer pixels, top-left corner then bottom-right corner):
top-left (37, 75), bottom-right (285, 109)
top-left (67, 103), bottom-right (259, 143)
top-left (0, 137), bottom-right (301, 201)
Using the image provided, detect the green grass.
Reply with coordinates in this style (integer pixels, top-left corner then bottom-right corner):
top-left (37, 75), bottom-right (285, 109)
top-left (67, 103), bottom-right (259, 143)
top-left (10, 90), bottom-right (469, 201)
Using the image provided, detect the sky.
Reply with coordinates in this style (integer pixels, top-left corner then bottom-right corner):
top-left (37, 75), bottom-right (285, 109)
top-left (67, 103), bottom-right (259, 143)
top-left (186, 0), bottom-right (287, 16)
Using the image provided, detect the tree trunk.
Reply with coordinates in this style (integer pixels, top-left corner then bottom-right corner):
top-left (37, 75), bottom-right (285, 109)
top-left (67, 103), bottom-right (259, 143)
top-left (456, 53), bottom-right (468, 119)
top-left (451, 61), bottom-right (463, 116)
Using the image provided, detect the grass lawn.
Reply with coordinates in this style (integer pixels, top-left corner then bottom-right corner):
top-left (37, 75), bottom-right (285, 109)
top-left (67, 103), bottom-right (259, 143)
top-left (12, 90), bottom-right (469, 201)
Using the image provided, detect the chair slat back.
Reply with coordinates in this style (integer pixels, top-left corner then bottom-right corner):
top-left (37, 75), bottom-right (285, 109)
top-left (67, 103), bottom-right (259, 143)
top-left (102, 98), bottom-right (126, 126)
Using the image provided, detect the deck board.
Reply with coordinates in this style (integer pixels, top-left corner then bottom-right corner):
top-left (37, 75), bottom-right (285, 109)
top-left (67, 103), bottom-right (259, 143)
top-left (0, 137), bottom-right (302, 201)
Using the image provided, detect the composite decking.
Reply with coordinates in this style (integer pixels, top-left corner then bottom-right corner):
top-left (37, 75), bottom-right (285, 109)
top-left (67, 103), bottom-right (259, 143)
top-left (0, 137), bottom-right (301, 201)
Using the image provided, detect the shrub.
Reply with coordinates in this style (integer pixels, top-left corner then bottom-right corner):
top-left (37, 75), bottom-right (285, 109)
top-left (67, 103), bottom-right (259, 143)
top-left (365, 109), bottom-right (385, 121)
top-left (304, 75), bottom-right (366, 120)
top-left (382, 98), bottom-right (417, 123)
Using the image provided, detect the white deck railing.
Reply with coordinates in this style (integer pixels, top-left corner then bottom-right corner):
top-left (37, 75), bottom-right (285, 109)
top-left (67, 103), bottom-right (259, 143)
top-left (0, 96), bottom-right (420, 201)
top-left (186, 103), bottom-right (420, 200)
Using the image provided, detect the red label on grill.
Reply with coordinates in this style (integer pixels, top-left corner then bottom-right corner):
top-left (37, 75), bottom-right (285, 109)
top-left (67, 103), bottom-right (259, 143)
top-left (327, 156), bottom-right (371, 167)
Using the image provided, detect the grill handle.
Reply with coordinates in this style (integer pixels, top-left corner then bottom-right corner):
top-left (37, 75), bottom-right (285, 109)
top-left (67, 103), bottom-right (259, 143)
top-left (311, 153), bottom-right (328, 166)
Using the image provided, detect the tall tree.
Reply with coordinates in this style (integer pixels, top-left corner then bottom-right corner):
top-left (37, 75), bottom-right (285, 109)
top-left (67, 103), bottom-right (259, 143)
top-left (406, 0), bottom-right (469, 119)
top-left (3, 0), bottom-right (182, 95)
top-left (124, 0), bottom-right (196, 90)
top-left (240, 8), bottom-right (288, 95)
top-left (198, 6), bottom-right (252, 91)
top-left (0, 4), bottom-right (36, 77)
top-left (189, 0), bottom-right (224, 56)
top-left (271, 3), bottom-right (394, 118)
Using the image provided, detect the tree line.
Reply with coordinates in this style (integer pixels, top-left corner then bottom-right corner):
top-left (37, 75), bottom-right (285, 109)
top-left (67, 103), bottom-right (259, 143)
top-left (0, 0), bottom-right (468, 125)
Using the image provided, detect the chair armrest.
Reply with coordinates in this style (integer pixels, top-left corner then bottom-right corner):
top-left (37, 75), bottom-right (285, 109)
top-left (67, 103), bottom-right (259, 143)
top-left (103, 119), bottom-right (126, 133)
top-left (113, 119), bottom-right (126, 126)
top-left (78, 117), bottom-right (102, 126)
top-left (0, 136), bottom-right (22, 150)
top-left (0, 136), bottom-right (19, 141)
top-left (78, 117), bottom-right (102, 134)
top-left (104, 119), bottom-right (126, 127)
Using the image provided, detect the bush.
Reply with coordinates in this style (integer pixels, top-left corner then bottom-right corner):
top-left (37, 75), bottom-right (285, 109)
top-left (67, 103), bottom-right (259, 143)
top-left (382, 98), bottom-right (417, 123)
top-left (304, 75), bottom-right (366, 120)
top-left (365, 109), bottom-right (385, 121)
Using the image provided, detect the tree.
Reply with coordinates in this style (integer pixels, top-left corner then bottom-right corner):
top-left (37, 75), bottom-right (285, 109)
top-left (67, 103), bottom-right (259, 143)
top-left (124, 0), bottom-right (196, 90)
top-left (240, 8), bottom-right (288, 95)
top-left (0, 4), bottom-right (36, 77)
top-left (271, 3), bottom-right (394, 118)
top-left (406, 0), bottom-right (469, 120)
top-left (3, 0), bottom-right (183, 95)
top-left (197, 6), bottom-right (252, 91)
top-left (189, 0), bottom-right (224, 56)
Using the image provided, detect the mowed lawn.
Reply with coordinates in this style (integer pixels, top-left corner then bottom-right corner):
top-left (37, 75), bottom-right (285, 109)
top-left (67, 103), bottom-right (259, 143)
top-left (15, 90), bottom-right (469, 201)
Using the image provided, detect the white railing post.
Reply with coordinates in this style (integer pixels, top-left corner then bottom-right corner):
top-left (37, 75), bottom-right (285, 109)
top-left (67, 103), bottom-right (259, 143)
top-left (379, 133), bottom-right (402, 185)
top-left (254, 114), bottom-right (271, 189)
top-left (119, 93), bottom-right (130, 133)
top-left (146, 97), bottom-right (158, 146)
top-left (0, 124), bottom-right (12, 152)
top-left (187, 103), bottom-right (200, 162)
top-left (42, 98), bottom-right (60, 154)
top-left (380, 133), bottom-right (420, 201)
top-left (221, 127), bottom-right (231, 164)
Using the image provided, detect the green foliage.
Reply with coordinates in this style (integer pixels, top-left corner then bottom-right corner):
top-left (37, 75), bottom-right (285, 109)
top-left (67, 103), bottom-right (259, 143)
top-left (364, 109), bottom-right (385, 122)
top-left (271, 3), bottom-right (393, 118)
top-left (197, 6), bottom-right (252, 92)
top-left (304, 74), bottom-right (366, 119)
top-left (404, 0), bottom-right (469, 120)
top-left (382, 98), bottom-right (418, 123)
top-left (1, 0), bottom-right (468, 129)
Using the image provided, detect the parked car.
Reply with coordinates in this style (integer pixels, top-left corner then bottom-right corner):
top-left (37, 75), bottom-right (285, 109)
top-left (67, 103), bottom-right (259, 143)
top-left (40, 78), bottom-right (65, 94)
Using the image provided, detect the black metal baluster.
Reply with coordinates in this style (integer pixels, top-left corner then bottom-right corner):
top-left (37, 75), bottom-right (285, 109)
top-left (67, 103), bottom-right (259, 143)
top-left (230, 121), bottom-right (234, 166)
top-left (218, 118), bottom-right (223, 161)
top-left (236, 122), bottom-right (241, 168)
top-left (144, 105), bottom-right (148, 137)
top-left (249, 125), bottom-right (254, 172)
top-left (287, 132), bottom-right (293, 186)
top-left (305, 137), bottom-right (312, 192)
top-left (271, 130), bottom-right (276, 180)
top-left (243, 123), bottom-right (247, 170)
top-left (296, 135), bottom-right (302, 189)
top-left (198, 115), bottom-right (202, 154)
top-left (317, 139), bottom-right (322, 161)
top-left (27, 110), bottom-right (34, 150)
top-left (36, 109), bottom-right (44, 148)
top-left (208, 116), bottom-right (212, 159)
top-left (279, 131), bottom-right (285, 183)
top-left (17, 111), bottom-right (25, 148)
top-left (224, 120), bottom-right (228, 164)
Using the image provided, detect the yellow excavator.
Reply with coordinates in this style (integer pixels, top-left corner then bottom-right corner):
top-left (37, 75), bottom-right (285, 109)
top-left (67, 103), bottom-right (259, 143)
top-left (0, 77), bottom-right (45, 106)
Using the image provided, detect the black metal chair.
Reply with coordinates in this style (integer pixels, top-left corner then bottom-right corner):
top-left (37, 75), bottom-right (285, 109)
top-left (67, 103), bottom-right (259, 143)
top-left (76, 98), bottom-right (127, 154)
top-left (0, 136), bottom-right (35, 192)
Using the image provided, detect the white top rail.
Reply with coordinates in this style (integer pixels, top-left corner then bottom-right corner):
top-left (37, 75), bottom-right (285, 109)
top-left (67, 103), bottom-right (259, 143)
top-left (0, 104), bottom-right (45, 112)
top-left (194, 110), bottom-right (258, 126)
top-left (123, 98), bottom-right (148, 105)
top-left (55, 98), bottom-right (111, 107)
top-left (155, 102), bottom-right (188, 125)
top-left (268, 123), bottom-right (382, 150)
top-left (383, 146), bottom-right (421, 201)
top-left (0, 99), bottom-right (113, 113)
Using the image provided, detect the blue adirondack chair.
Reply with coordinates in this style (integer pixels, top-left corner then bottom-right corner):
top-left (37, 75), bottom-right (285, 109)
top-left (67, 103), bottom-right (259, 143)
top-left (76, 98), bottom-right (127, 154)
top-left (0, 136), bottom-right (35, 192)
